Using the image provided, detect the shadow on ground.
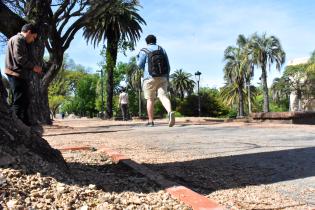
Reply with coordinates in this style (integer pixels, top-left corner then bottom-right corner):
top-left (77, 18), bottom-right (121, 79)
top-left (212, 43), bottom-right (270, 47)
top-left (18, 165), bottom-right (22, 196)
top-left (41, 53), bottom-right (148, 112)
top-left (144, 147), bottom-right (315, 194)
top-left (43, 129), bottom-right (131, 136)
top-left (65, 161), bottom-right (161, 193)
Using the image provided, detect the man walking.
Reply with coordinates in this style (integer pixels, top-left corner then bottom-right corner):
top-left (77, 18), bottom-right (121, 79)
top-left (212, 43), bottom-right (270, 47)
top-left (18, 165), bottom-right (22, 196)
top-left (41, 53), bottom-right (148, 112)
top-left (137, 34), bottom-right (175, 127)
top-left (5, 23), bottom-right (42, 126)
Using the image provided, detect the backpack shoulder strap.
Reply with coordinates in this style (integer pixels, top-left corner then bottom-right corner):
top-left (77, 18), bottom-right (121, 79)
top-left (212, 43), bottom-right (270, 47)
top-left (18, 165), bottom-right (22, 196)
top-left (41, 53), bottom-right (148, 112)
top-left (157, 45), bottom-right (165, 54)
top-left (141, 48), bottom-right (151, 54)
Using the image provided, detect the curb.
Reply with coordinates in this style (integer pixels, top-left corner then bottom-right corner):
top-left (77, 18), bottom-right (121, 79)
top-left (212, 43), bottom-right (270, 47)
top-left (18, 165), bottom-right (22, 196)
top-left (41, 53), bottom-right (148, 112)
top-left (58, 146), bottom-right (93, 151)
top-left (98, 146), bottom-right (223, 210)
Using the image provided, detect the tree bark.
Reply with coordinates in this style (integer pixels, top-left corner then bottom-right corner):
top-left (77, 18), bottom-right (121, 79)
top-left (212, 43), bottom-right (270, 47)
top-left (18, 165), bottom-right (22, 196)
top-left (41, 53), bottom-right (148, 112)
top-left (0, 1), bottom-right (68, 175)
top-left (261, 65), bottom-right (270, 112)
top-left (0, 78), bottom-right (67, 173)
top-left (105, 37), bottom-right (118, 119)
top-left (238, 85), bottom-right (244, 117)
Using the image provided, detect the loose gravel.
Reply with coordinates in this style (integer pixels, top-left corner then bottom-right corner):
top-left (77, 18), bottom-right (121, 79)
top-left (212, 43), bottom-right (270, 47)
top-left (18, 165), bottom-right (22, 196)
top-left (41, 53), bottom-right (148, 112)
top-left (0, 150), bottom-right (191, 209)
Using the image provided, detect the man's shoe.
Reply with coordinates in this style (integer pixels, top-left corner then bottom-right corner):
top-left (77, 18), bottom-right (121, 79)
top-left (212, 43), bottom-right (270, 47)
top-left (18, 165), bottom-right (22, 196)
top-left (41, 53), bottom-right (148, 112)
top-left (146, 122), bottom-right (154, 127)
top-left (168, 112), bottom-right (175, 127)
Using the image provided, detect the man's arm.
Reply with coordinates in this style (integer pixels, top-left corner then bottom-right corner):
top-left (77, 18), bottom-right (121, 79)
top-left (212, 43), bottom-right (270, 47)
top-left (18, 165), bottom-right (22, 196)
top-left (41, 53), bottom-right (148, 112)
top-left (137, 50), bottom-right (147, 70)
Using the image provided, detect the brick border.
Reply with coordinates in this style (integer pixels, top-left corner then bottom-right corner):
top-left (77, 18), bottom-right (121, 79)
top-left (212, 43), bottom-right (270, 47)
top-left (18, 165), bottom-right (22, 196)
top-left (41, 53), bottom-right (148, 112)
top-left (58, 145), bottom-right (93, 151)
top-left (98, 146), bottom-right (223, 210)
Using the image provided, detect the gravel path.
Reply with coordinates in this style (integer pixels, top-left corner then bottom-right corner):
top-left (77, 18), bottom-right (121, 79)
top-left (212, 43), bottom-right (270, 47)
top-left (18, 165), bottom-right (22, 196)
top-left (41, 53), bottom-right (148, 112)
top-left (0, 150), bottom-right (190, 209)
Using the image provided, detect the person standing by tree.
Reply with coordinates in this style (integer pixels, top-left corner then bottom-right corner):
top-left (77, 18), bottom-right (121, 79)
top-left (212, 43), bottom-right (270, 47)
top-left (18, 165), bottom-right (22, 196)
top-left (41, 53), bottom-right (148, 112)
top-left (5, 23), bottom-right (42, 126)
top-left (137, 34), bottom-right (175, 127)
top-left (119, 87), bottom-right (129, 121)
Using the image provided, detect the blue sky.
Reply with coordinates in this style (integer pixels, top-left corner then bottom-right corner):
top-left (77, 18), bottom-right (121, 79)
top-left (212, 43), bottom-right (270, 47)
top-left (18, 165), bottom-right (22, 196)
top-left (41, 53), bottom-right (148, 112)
top-left (1, 0), bottom-right (315, 88)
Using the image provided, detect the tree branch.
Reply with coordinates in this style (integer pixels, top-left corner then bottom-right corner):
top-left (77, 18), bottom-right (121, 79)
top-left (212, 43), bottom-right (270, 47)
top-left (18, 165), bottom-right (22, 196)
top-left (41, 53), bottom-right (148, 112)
top-left (57, 0), bottom-right (78, 34)
top-left (53, 0), bottom-right (69, 21)
top-left (0, 1), bottom-right (26, 38)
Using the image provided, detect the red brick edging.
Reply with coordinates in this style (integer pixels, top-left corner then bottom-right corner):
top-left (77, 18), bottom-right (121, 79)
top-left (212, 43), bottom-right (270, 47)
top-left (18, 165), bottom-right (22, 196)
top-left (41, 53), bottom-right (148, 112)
top-left (58, 146), bottom-right (93, 151)
top-left (98, 146), bottom-right (223, 210)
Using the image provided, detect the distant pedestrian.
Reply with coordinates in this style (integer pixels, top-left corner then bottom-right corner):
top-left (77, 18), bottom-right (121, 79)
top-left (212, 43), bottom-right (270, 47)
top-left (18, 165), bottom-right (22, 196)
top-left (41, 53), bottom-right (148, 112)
top-left (5, 23), bottom-right (42, 126)
top-left (119, 88), bottom-right (129, 121)
top-left (137, 34), bottom-right (175, 127)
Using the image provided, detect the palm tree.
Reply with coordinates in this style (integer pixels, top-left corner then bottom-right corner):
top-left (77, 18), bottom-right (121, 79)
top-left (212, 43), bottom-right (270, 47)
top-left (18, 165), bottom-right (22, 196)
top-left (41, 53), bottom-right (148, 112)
top-left (249, 33), bottom-right (286, 112)
top-left (223, 44), bottom-right (248, 117)
top-left (270, 77), bottom-right (290, 111)
top-left (220, 83), bottom-right (241, 109)
top-left (170, 69), bottom-right (195, 101)
top-left (237, 35), bottom-right (255, 113)
top-left (124, 57), bottom-right (144, 117)
top-left (83, 0), bottom-right (145, 118)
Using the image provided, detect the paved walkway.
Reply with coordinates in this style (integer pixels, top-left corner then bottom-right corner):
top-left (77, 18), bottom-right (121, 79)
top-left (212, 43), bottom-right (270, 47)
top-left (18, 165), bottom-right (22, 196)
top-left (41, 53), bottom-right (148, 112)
top-left (44, 119), bottom-right (315, 209)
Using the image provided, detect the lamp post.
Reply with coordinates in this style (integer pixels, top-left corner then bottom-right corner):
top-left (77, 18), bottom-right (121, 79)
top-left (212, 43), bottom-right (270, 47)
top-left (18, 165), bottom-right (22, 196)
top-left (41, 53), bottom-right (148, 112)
top-left (195, 71), bottom-right (201, 117)
top-left (97, 69), bottom-right (104, 119)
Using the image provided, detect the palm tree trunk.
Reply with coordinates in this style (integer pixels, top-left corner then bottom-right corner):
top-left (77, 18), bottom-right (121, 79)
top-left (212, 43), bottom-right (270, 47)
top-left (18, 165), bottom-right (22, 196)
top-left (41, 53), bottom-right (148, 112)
top-left (261, 65), bottom-right (270, 112)
top-left (238, 86), bottom-right (244, 117)
top-left (105, 37), bottom-right (118, 119)
top-left (247, 82), bottom-right (252, 114)
top-left (297, 88), bottom-right (302, 111)
top-left (138, 89), bottom-right (141, 117)
top-left (180, 90), bottom-right (184, 101)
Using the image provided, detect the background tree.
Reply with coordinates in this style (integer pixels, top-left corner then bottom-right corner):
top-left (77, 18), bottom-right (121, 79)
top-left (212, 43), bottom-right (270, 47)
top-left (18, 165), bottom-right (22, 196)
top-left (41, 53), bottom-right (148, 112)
top-left (177, 88), bottom-right (229, 117)
top-left (0, 1), bottom-right (74, 170)
top-left (270, 77), bottom-right (290, 111)
top-left (223, 45), bottom-right (247, 117)
top-left (83, 0), bottom-right (145, 118)
top-left (304, 52), bottom-right (315, 101)
top-left (170, 69), bottom-right (195, 101)
top-left (220, 83), bottom-right (241, 111)
top-left (249, 33), bottom-right (286, 112)
top-left (48, 68), bottom-right (70, 118)
top-left (116, 57), bottom-right (143, 117)
top-left (282, 54), bottom-right (315, 111)
top-left (0, 0), bottom-right (128, 124)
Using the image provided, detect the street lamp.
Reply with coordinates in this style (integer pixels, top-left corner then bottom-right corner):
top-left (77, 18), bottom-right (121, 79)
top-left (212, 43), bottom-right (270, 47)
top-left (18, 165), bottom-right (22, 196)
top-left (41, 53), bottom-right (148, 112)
top-left (195, 71), bottom-right (202, 117)
top-left (97, 69), bottom-right (104, 119)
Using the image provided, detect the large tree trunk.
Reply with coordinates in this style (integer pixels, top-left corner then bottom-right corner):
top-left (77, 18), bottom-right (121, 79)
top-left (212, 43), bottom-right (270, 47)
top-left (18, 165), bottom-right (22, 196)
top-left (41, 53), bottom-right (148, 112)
top-left (261, 65), bottom-right (270, 112)
top-left (0, 1), bottom-right (67, 175)
top-left (26, 0), bottom-right (55, 125)
top-left (0, 78), bottom-right (67, 173)
top-left (0, 0), bottom-right (55, 125)
top-left (105, 37), bottom-right (118, 119)
top-left (29, 51), bottom-right (64, 125)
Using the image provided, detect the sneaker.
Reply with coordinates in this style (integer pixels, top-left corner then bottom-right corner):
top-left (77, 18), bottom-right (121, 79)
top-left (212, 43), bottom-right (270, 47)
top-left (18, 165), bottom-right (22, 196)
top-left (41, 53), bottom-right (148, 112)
top-left (168, 112), bottom-right (175, 127)
top-left (146, 122), bottom-right (154, 127)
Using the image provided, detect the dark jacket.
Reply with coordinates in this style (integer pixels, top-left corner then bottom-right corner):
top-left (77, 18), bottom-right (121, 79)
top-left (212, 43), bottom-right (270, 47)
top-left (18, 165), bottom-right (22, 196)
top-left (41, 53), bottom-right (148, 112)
top-left (5, 33), bottom-right (36, 79)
